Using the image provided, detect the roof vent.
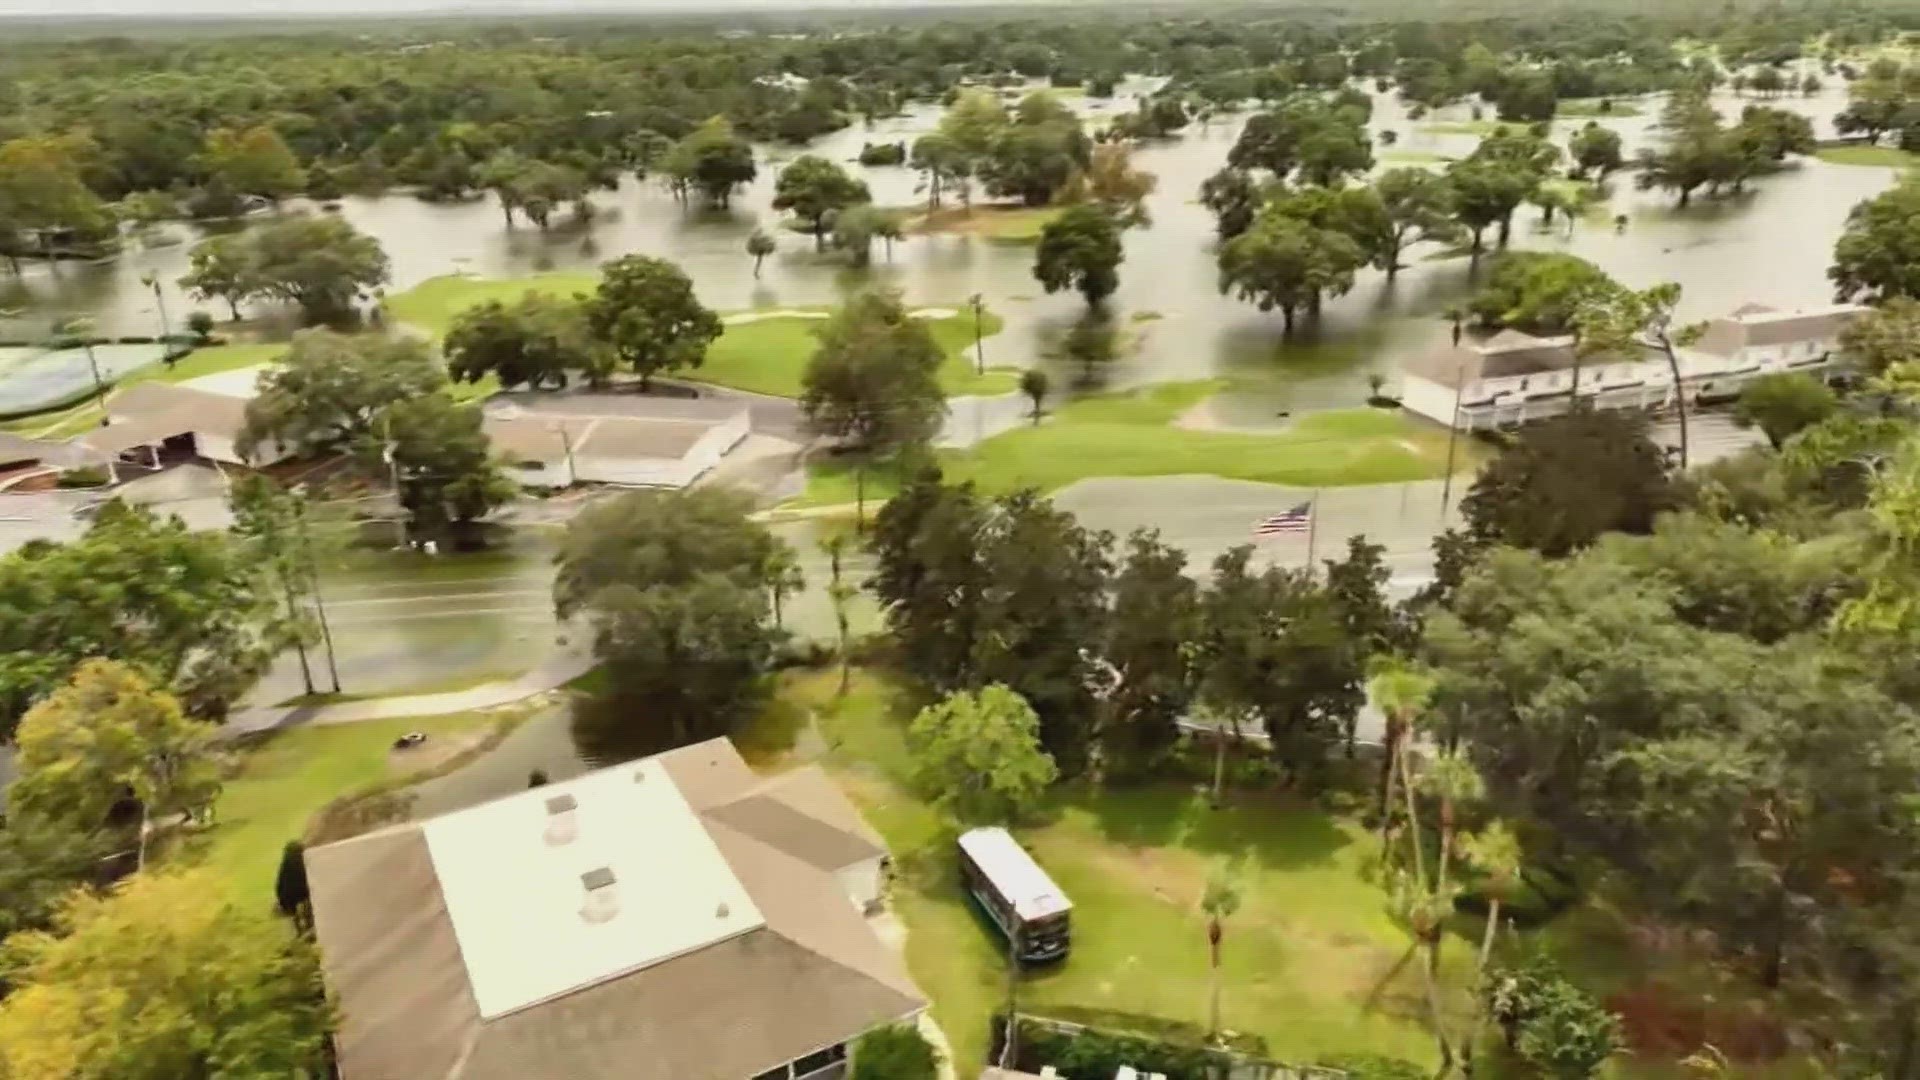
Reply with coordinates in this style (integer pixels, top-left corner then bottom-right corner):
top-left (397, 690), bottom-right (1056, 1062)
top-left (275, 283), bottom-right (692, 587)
top-left (633, 768), bottom-right (646, 783)
top-left (715, 902), bottom-right (730, 920)
top-left (543, 793), bottom-right (579, 846)
top-left (581, 867), bottom-right (619, 924)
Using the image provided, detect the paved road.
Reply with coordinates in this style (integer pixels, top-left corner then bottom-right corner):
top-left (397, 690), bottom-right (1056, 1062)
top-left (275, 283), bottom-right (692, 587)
top-left (224, 645), bottom-right (594, 738)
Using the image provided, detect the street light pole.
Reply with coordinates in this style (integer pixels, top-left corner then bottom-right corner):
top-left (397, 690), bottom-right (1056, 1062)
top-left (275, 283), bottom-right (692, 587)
top-left (140, 271), bottom-right (172, 351)
top-left (1438, 358), bottom-right (1467, 523)
top-left (969, 292), bottom-right (985, 376)
top-left (382, 414), bottom-right (406, 549)
top-left (290, 489), bottom-right (342, 694)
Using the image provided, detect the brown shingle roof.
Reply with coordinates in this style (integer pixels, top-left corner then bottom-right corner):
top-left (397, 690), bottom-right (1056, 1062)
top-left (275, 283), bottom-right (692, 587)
top-left (706, 793), bottom-right (883, 872)
top-left (0, 431), bottom-right (110, 470)
top-left (308, 739), bottom-right (920, 1080)
top-left (106, 382), bottom-right (251, 438)
top-left (305, 827), bottom-right (482, 1080)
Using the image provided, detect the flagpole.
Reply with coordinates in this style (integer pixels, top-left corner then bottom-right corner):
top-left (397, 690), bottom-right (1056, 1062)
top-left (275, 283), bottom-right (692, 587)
top-left (1305, 490), bottom-right (1321, 571)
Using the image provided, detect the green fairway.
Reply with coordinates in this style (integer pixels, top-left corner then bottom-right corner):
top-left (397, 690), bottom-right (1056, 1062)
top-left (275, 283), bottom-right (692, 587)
top-left (0, 342), bottom-right (287, 439)
top-left (1417, 119), bottom-right (1523, 137)
top-left (1556, 99), bottom-right (1642, 118)
top-left (1377, 149), bottom-right (1453, 166)
top-left (1814, 144), bottom-right (1920, 168)
top-left (702, 309), bottom-right (1016, 398)
top-left (792, 383), bottom-right (1464, 507)
top-left (386, 274), bottom-right (1017, 397)
top-left (196, 711), bottom-right (499, 899)
top-left (384, 271), bottom-right (600, 338)
top-left (910, 204), bottom-right (1064, 242)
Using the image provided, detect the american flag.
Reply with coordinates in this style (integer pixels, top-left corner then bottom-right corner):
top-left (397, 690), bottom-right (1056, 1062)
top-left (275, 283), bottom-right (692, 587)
top-left (1253, 501), bottom-right (1314, 537)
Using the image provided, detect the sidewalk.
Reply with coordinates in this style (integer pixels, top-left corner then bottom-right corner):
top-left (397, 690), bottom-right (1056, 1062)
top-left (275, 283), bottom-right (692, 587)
top-left (221, 646), bottom-right (596, 738)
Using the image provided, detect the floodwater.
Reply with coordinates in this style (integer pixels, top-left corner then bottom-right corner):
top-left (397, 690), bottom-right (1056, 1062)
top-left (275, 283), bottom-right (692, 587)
top-left (0, 75), bottom-right (1891, 419)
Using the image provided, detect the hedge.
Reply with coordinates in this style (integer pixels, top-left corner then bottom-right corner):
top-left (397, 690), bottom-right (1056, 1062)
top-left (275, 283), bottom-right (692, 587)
top-left (985, 1014), bottom-right (1414, 1080)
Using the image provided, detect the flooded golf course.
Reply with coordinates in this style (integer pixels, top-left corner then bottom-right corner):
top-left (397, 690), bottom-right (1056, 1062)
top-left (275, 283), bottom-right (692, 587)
top-left (0, 77), bottom-right (1894, 417)
top-left (2, 75), bottom-right (1889, 710)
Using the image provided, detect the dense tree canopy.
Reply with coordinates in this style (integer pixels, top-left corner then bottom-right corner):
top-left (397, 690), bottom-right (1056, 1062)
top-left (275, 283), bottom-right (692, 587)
top-left (582, 254), bottom-right (724, 389)
top-left (0, 870), bottom-right (333, 1079)
top-left (554, 488), bottom-right (789, 752)
top-left (240, 329), bottom-right (447, 459)
top-left (0, 504), bottom-right (288, 732)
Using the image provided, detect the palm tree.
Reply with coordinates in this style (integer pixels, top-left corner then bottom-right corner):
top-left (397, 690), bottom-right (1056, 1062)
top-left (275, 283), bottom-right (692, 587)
top-left (873, 210), bottom-right (905, 261)
top-left (1461, 821), bottom-right (1522, 975)
top-left (821, 534), bottom-right (856, 696)
top-left (1421, 749), bottom-right (1485, 975)
top-left (746, 229), bottom-right (776, 278)
top-left (1019, 368), bottom-right (1050, 424)
top-left (1459, 822), bottom-right (1522, 1078)
top-left (1367, 661), bottom-right (1436, 858)
top-left (1392, 871), bottom-right (1459, 1074)
top-left (1202, 861), bottom-right (1243, 1041)
top-left (763, 545), bottom-right (804, 629)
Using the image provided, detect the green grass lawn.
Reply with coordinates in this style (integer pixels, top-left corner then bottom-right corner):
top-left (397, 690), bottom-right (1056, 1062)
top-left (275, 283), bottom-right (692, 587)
top-left (1814, 144), bottom-right (1920, 168)
top-left (194, 711), bottom-right (498, 899)
top-left (791, 383), bottom-right (1465, 507)
top-left (757, 667), bottom-right (1471, 1075)
top-left (1557, 99), bottom-right (1643, 118)
top-left (386, 274), bottom-right (1018, 398)
top-left (702, 309), bottom-right (1016, 398)
top-left (1417, 119), bottom-right (1524, 137)
top-left (751, 666), bottom-right (1830, 1078)
top-left (910, 204), bottom-right (1064, 243)
top-left (0, 342), bottom-right (287, 439)
top-left (384, 271), bottom-right (600, 338)
top-left (1377, 149), bottom-right (1453, 166)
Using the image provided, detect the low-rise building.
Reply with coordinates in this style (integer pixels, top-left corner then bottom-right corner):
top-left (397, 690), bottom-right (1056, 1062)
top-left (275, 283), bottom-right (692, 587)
top-left (1398, 303), bottom-right (1865, 431)
top-left (482, 396), bottom-right (751, 489)
top-left (74, 381), bottom-right (289, 468)
top-left (305, 738), bottom-right (919, 1080)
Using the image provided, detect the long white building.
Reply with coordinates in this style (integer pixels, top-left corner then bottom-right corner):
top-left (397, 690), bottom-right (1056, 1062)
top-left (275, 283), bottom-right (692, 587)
top-left (1399, 302), bottom-right (1866, 431)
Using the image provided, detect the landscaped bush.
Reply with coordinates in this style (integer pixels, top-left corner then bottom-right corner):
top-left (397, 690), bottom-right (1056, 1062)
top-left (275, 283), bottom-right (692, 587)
top-left (998, 1017), bottom-right (1218, 1080)
top-left (1316, 1053), bottom-right (1427, 1079)
top-left (991, 1014), bottom-right (1307, 1080)
top-left (1457, 861), bottom-right (1582, 928)
top-left (858, 141), bottom-right (907, 166)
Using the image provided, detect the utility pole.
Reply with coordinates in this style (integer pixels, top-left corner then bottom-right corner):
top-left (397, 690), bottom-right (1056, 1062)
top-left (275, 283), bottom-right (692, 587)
top-left (549, 420), bottom-right (578, 485)
top-left (291, 489), bottom-right (342, 693)
top-left (140, 271), bottom-right (172, 353)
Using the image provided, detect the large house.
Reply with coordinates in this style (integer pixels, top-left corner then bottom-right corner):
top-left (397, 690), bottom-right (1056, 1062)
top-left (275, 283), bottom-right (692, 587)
top-left (305, 739), bottom-right (921, 1080)
top-left (1398, 302), bottom-right (1866, 431)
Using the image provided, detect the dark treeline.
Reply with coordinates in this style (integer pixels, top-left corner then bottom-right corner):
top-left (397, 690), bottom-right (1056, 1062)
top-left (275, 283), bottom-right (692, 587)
top-left (0, 1), bottom-right (1911, 213)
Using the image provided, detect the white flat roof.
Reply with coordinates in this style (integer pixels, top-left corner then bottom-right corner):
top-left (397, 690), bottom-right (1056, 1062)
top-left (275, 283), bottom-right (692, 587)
top-left (421, 758), bottom-right (765, 1020)
top-left (959, 827), bottom-right (1071, 921)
